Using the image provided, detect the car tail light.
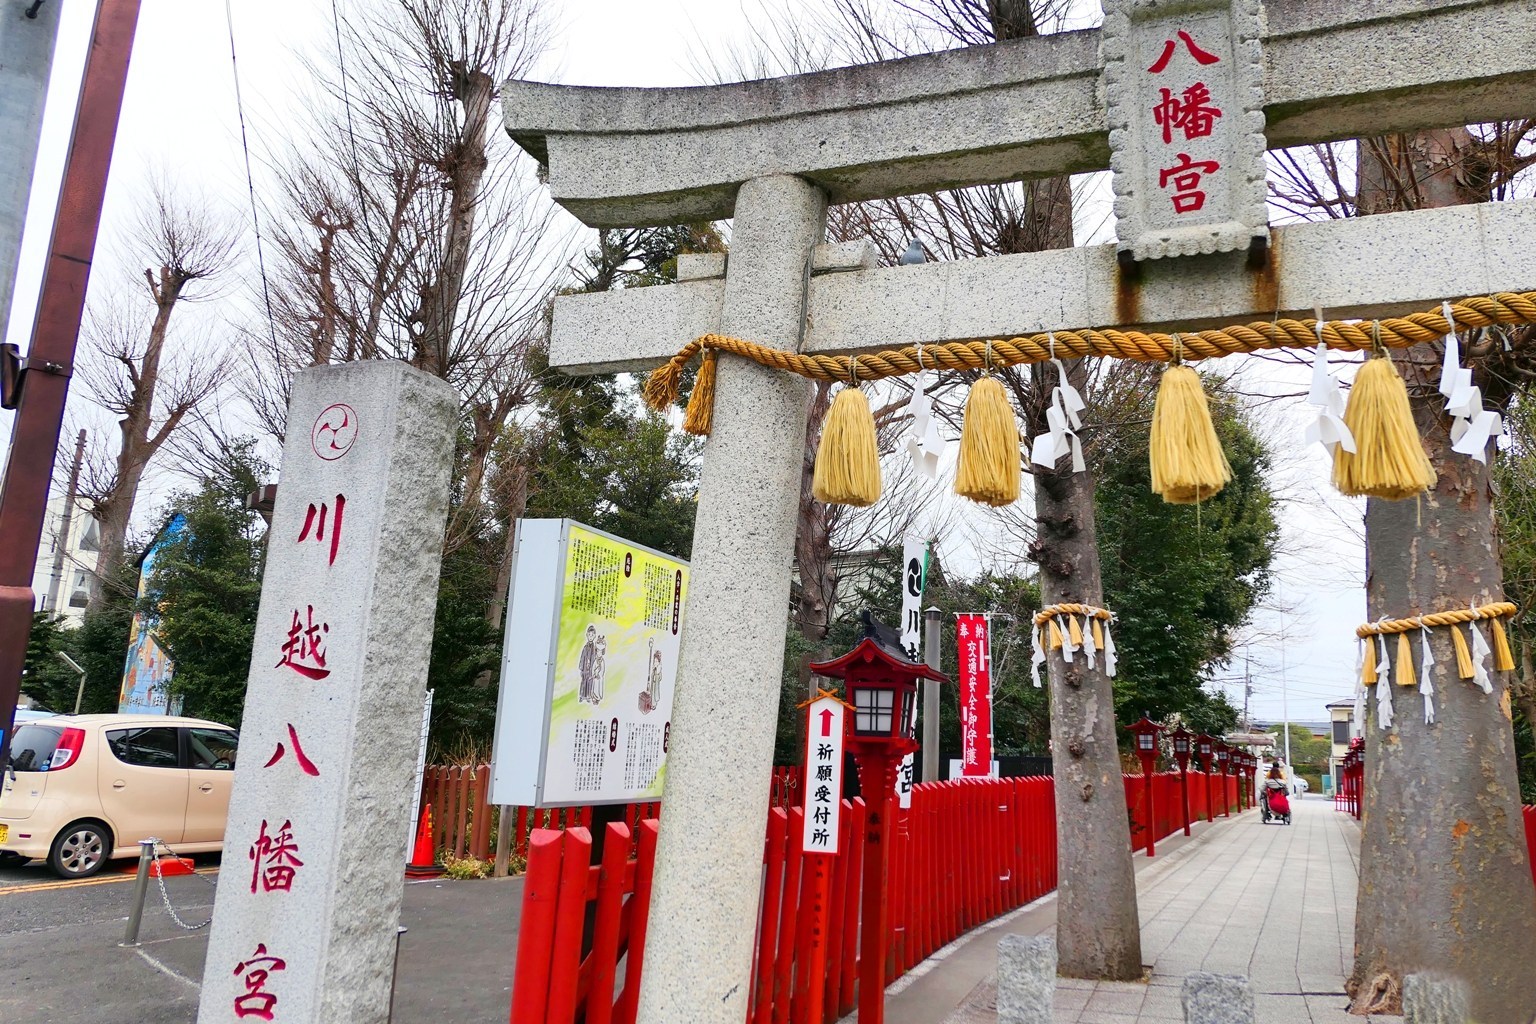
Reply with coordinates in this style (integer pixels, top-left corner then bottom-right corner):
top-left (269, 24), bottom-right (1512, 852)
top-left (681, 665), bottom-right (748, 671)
top-left (48, 728), bottom-right (86, 771)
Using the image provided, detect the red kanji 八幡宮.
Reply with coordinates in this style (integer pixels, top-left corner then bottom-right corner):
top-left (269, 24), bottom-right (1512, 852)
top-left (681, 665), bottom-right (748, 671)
top-left (1146, 29), bottom-right (1219, 74)
top-left (249, 819), bottom-right (305, 893)
top-left (263, 724), bottom-right (320, 777)
top-left (232, 943), bottom-right (287, 1020)
top-left (1159, 153), bottom-right (1221, 213)
top-left (1152, 82), bottom-right (1222, 144)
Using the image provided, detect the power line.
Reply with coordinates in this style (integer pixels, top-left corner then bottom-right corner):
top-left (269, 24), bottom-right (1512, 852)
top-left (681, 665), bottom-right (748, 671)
top-left (223, 0), bottom-right (280, 355)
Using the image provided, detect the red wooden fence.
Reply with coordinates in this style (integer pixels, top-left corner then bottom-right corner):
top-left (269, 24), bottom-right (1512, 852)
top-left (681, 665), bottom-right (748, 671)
top-left (418, 764), bottom-right (798, 865)
top-left (509, 770), bottom-right (1236, 1024)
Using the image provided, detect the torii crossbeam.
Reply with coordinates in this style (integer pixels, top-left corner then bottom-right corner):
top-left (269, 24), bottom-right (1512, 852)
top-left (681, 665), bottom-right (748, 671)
top-left (501, 3), bottom-right (1536, 1020)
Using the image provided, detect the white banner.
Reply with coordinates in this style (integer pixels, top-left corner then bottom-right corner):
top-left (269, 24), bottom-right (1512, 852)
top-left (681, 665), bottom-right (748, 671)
top-left (803, 696), bottom-right (845, 854)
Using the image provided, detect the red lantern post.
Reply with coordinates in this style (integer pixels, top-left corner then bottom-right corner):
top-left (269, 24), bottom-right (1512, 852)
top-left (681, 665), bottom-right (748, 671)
top-left (1215, 742), bottom-right (1233, 817)
top-left (1195, 734), bottom-right (1216, 822)
top-left (1169, 725), bottom-right (1193, 836)
top-left (1126, 715), bottom-right (1164, 856)
top-left (810, 621), bottom-right (948, 1024)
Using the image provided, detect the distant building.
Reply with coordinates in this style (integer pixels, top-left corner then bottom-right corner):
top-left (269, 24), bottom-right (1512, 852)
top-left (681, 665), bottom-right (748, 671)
top-left (32, 492), bottom-right (100, 626)
top-left (1325, 698), bottom-right (1358, 794)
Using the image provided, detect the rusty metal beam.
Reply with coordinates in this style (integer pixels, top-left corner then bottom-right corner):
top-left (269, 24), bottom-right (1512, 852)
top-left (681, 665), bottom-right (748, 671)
top-left (0, 0), bottom-right (143, 760)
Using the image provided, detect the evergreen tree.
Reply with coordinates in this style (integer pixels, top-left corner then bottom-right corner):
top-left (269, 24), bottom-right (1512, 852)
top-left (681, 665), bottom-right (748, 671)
top-left (147, 440), bottom-right (268, 727)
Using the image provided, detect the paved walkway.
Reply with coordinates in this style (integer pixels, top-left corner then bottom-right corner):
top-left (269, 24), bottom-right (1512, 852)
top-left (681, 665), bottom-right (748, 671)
top-left (860, 795), bottom-right (1361, 1024)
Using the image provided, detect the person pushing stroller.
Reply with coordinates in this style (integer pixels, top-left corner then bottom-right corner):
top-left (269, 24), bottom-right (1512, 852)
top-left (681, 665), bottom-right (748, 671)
top-left (1261, 762), bottom-right (1292, 824)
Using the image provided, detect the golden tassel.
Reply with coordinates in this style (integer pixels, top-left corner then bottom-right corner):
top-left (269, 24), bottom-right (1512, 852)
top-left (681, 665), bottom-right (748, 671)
top-left (954, 376), bottom-right (1021, 507)
top-left (1332, 354), bottom-right (1437, 499)
top-left (1068, 615), bottom-right (1084, 648)
top-left (1362, 636), bottom-right (1378, 684)
top-left (681, 350), bottom-right (718, 436)
top-left (1148, 363), bottom-right (1232, 504)
top-left (1092, 618), bottom-right (1105, 651)
top-left (1451, 623), bottom-right (1474, 679)
top-left (1396, 631), bottom-right (1415, 686)
top-left (1047, 619), bottom-right (1064, 651)
top-left (1491, 616), bottom-right (1515, 672)
top-left (811, 386), bottom-right (882, 507)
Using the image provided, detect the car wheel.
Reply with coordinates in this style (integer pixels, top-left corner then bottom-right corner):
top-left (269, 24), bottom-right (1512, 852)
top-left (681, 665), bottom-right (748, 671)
top-left (49, 822), bottom-right (111, 879)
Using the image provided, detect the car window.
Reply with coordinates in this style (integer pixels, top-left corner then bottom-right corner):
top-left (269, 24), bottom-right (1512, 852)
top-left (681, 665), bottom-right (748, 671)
top-left (186, 728), bottom-right (238, 770)
top-left (105, 727), bottom-right (181, 769)
top-left (8, 725), bottom-right (62, 772)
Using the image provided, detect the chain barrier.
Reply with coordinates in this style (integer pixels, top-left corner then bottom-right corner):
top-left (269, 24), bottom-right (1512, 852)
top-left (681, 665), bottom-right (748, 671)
top-left (150, 839), bottom-right (216, 931)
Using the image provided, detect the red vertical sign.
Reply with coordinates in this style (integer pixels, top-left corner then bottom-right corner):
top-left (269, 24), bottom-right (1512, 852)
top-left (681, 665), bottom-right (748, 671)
top-left (956, 614), bottom-right (993, 777)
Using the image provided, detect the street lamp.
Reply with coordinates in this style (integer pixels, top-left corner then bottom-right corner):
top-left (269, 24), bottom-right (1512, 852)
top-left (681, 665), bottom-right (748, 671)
top-left (1125, 715), bottom-right (1164, 856)
top-left (1215, 742), bottom-right (1232, 817)
top-left (1195, 734), bottom-right (1216, 822)
top-left (810, 618), bottom-right (947, 1024)
top-left (1169, 725), bottom-right (1193, 837)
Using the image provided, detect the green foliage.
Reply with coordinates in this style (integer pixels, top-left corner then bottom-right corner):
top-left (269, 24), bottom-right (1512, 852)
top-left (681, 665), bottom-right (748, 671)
top-left (1274, 722), bottom-right (1332, 774)
top-left (424, 542), bottom-right (504, 747)
top-left (21, 612), bottom-right (78, 712)
top-left (1095, 383), bottom-right (1279, 732)
top-left (148, 439), bottom-right (268, 727)
top-left (1494, 395), bottom-right (1536, 801)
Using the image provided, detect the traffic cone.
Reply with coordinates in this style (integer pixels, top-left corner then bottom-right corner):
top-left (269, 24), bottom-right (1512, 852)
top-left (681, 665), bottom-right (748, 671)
top-left (405, 804), bottom-right (442, 879)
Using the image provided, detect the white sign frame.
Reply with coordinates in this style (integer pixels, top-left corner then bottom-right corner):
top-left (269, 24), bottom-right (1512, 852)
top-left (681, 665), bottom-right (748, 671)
top-left (489, 519), bottom-right (689, 808)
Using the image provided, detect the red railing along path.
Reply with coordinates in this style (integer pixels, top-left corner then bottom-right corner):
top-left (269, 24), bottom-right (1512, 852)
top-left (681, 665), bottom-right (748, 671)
top-left (509, 771), bottom-right (1236, 1024)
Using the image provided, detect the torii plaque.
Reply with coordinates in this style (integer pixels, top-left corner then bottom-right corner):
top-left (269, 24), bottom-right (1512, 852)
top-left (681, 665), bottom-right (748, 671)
top-left (503, 3), bottom-right (1536, 1021)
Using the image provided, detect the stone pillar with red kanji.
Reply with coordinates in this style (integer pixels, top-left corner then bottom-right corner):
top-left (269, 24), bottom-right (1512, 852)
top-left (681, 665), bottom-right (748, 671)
top-left (196, 361), bottom-right (457, 1024)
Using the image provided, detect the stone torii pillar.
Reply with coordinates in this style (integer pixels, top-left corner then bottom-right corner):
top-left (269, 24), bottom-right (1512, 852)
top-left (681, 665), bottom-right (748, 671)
top-left (633, 175), bottom-right (825, 1021)
top-left (502, 2), bottom-right (1536, 1018)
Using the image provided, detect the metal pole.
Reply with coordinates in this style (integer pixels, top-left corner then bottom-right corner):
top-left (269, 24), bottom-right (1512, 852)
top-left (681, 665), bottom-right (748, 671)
top-left (492, 804), bottom-right (513, 878)
top-left (0, 0), bottom-right (62, 335)
top-left (387, 925), bottom-right (408, 1021)
top-left (44, 429), bottom-right (86, 614)
top-left (0, 0), bottom-right (145, 768)
top-left (120, 839), bottom-right (156, 946)
top-left (57, 651), bottom-right (84, 714)
top-left (921, 607), bottom-right (941, 783)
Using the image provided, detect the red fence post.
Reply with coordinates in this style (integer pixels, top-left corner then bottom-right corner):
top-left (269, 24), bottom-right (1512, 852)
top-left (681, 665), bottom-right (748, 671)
top-left (753, 809), bottom-right (789, 1024)
top-left (545, 827), bottom-right (593, 1024)
top-left (510, 829), bottom-right (566, 1024)
top-left (614, 820), bottom-right (660, 1024)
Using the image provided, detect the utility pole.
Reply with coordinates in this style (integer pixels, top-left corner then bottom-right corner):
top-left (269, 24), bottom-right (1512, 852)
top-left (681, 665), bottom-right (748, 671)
top-left (0, 0), bottom-right (64, 338)
top-left (43, 427), bottom-right (86, 613)
top-left (921, 606), bottom-right (941, 782)
top-left (0, 0), bottom-right (143, 766)
top-left (1242, 653), bottom-right (1251, 732)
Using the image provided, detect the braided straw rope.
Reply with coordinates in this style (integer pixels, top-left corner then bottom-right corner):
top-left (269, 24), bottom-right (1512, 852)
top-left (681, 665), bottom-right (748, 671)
top-left (641, 291), bottom-right (1536, 411)
top-left (1033, 603), bottom-right (1115, 627)
top-left (1355, 602), bottom-right (1517, 638)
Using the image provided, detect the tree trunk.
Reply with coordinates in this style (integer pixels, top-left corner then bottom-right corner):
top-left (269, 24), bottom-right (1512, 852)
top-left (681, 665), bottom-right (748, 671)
top-left (1348, 131), bottom-right (1536, 1023)
top-left (411, 65), bottom-right (494, 378)
top-left (987, 0), bottom-right (1141, 979)
top-left (1031, 362), bottom-right (1144, 981)
top-left (795, 381), bottom-right (837, 653)
top-left (89, 266), bottom-right (185, 607)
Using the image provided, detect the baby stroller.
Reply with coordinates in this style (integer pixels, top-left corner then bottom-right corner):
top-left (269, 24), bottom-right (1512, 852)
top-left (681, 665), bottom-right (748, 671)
top-left (1260, 779), bottom-right (1292, 825)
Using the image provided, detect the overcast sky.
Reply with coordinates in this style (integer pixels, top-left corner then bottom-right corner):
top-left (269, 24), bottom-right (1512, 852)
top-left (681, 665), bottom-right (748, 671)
top-left (5, 0), bottom-right (1362, 723)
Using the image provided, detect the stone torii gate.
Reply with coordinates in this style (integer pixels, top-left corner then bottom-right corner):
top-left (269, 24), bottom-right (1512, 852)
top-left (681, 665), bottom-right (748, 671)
top-left (502, 2), bottom-right (1536, 1021)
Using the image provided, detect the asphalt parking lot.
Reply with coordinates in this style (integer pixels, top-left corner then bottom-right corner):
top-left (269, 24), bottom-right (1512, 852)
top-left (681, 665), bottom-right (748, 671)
top-left (0, 855), bottom-right (524, 1023)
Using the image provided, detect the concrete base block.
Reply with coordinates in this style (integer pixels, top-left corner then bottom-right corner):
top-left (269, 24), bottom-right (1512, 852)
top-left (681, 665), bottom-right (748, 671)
top-left (1181, 972), bottom-right (1255, 1024)
top-left (996, 934), bottom-right (1055, 1024)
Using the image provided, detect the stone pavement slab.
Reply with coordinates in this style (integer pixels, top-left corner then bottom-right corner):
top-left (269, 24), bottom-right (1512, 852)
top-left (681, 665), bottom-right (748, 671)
top-left (854, 796), bottom-right (1360, 1024)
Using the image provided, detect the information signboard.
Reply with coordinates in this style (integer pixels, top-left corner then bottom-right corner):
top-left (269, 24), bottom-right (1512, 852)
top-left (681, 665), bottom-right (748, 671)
top-left (489, 519), bottom-right (689, 807)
